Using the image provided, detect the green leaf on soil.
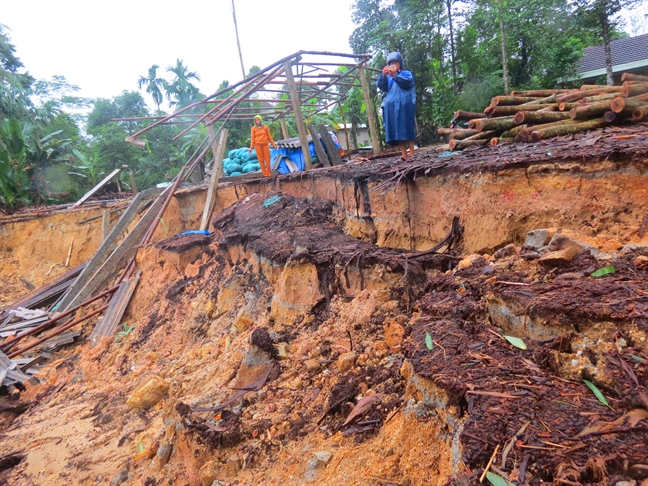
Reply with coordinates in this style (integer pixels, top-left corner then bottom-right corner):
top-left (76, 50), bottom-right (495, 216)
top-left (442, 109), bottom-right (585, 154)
top-left (630, 354), bottom-right (646, 363)
top-left (583, 379), bottom-right (613, 409)
top-left (503, 335), bottom-right (527, 350)
top-left (425, 332), bottom-right (434, 350)
top-left (590, 266), bottom-right (615, 277)
top-left (138, 442), bottom-right (144, 453)
top-left (486, 471), bottom-right (513, 486)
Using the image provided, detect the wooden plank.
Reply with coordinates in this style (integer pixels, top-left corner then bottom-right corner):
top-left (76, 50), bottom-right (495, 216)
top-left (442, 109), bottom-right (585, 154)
top-left (307, 124), bottom-right (332, 167)
top-left (73, 166), bottom-right (124, 208)
top-left (279, 115), bottom-right (290, 139)
top-left (101, 211), bottom-right (110, 241)
top-left (316, 125), bottom-right (344, 166)
top-left (200, 128), bottom-right (229, 231)
top-left (4, 266), bottom-right (84, 313)
top-left (59, 191), bottom-right (165, 312)
top-left (284, 61), bottom-right (312, 170)
top-left (89, 272), bottom-right (140, 347)
top-left (358, 64), bottom-right (381, 155)
top-left (56, 188), bottom-right (161, 312)
top-left (129, 170), bottom-right (138, 195)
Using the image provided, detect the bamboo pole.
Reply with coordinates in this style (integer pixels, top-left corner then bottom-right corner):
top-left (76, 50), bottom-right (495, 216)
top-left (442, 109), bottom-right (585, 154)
top-left (529, 117), bottom-right (610, 142)
top-left (513, 111), bottom-right (570, 124)
top-left (622, 73), bottom-right (648, 83)
top-left (569, 100), bottom-right (614, 119)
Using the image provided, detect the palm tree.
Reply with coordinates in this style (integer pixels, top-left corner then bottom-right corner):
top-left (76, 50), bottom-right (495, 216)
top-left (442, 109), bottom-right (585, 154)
top-left (137, 64), bottom-right (166, 112)
top-left (165, 59), bottom-right (202, 109)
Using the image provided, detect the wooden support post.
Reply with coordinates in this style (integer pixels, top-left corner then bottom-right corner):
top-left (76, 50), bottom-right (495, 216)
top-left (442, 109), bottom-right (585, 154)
top-left (307, 124), bottom-right (331, 167)
top-left (208, 126), bottom-right (226, 180)
top-left (284, 61), bottom-right (312, 170)
top-left (129, 170), bottom-right (137, 194)
top-left (279, 115), bottom-right (290, 139)
top-left (316, 124), bottom-right (344, 166)
top-left (338, 102), bottom-right (350, 152)
top-left (358, 63), bottom-right (381, 155)
top-left (200, 128), bottom-right (229, 231)
top-left (101, 211), bottom-right (110, 241)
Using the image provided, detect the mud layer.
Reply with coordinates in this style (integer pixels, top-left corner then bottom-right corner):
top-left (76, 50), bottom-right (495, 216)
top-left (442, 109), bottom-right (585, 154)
top-left (1, 125), bottom-right (647, 485)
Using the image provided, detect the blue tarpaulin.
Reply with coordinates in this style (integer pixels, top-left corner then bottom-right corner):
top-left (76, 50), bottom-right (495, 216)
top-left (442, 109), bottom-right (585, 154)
top-left (270, 132), bottom-right (342, 174)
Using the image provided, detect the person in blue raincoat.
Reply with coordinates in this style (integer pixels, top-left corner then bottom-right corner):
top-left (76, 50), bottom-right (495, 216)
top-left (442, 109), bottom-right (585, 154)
top-left (376, 51), bottom-right (416, 161)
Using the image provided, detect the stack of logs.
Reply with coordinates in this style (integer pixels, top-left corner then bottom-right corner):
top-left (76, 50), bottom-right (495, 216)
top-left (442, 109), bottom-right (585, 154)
top-left (439, 72), bottom-right (648, 151)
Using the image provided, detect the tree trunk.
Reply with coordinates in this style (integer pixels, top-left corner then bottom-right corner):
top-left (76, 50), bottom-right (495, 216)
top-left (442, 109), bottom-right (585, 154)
top-left (351, 121), bottom-right (358, 150)
top-left (514, 111), bottom-right (571, 124)
top-left (598, 8), bottom-right (614, 86)
top-left (446, 0), bottom-right (458, 93)
top-left (497, 0), bottom-right (510, 95)
top-left (529, 117), bottom-right (610, 142)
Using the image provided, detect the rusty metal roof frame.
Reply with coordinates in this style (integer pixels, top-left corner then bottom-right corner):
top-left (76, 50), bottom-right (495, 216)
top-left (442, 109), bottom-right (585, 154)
top-left (124, 51), bottom-right (378, 145)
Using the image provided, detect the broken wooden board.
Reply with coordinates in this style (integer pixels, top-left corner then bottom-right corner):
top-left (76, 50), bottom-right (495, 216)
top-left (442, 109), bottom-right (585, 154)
top-left (317, 124), bottom-right (344, 166)
top-left (89, 272), bottom-right (140, 347)
top-left (3, 265), bottom-right (84, 314)
top-left (58, 188), bottom-right (162, 312)
top-left (307, 124), bottom-right (332, 167)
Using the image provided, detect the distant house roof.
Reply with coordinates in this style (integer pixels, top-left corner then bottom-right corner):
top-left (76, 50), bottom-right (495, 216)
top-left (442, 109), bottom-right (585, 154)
top-left (579, 33), bottom-right (648, 79)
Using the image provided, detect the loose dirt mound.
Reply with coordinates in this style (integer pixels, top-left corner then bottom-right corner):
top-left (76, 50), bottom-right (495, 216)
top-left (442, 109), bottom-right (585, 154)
top-left (1, 182), bottom-right (647, 484)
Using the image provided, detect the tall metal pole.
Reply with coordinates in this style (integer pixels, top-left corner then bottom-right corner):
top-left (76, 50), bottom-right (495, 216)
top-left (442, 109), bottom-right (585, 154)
top-left (231, 0), bottom-right (246, 79)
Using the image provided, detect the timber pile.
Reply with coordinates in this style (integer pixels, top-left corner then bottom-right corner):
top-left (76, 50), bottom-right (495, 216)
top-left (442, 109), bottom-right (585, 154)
top-left (441, 73), bottom-right (648, 150)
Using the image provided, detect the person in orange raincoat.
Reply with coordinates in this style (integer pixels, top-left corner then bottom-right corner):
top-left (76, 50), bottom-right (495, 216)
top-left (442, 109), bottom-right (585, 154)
top-left (249, 115), bottom-right (277, 177)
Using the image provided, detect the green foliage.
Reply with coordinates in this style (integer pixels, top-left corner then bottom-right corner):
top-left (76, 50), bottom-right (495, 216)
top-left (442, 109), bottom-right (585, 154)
top-left (583, 379), bottom-right (613, 409)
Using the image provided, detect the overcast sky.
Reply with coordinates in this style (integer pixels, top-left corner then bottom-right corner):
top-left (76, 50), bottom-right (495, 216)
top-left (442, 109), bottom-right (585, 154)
top-left (3, 0), bottom-right (647, 112)
top-left (2, 0), bottom-right (359, 109)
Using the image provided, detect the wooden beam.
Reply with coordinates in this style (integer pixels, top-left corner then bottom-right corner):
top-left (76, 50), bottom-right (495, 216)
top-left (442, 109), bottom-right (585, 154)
top-left (280, 115), bottom-right (290, 139)
top-left (129, 170), bottom-right (137, 194)
top-left (316, 124), bottom-right (344, 166)
top-left (359, 64), bottom-right (381, 155)
top-left (56, 188), bottom-right (161, 312)
top-left (101, 210), bottom-right (110, 241)
top-left (307, 124), bottom-right (331, 167)
top-left (200, 128), bottom-right (229, 231)
top-left (284, 61), bottom-right (312, 170)
top-left (73, 166), bottom-right (124, 208)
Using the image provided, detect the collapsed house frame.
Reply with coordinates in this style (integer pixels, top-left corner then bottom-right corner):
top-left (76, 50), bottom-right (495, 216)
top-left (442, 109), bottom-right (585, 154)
top-left (121, 51), bottom-right (383, 175)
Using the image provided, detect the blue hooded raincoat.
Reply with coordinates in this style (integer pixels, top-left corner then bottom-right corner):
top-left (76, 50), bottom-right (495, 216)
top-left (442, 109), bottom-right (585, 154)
top-left (376, 58), bottom-right (416, 145)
